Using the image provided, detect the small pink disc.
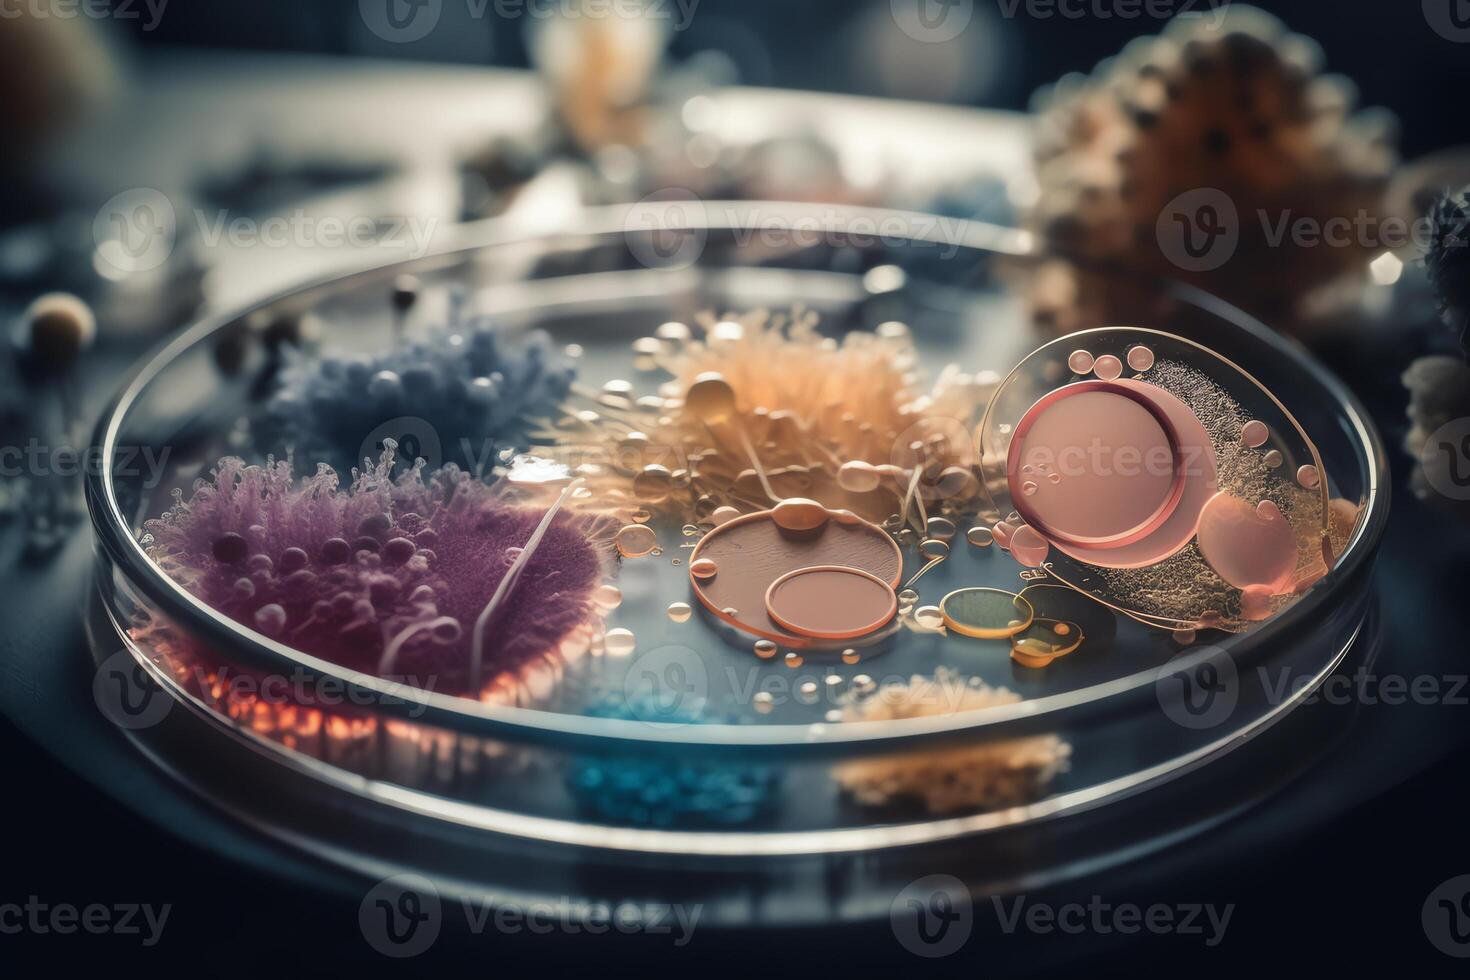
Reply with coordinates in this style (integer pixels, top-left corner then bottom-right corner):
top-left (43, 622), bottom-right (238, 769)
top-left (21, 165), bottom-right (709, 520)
top-left (764, 566), bottom-right (898, 640)
top-left (1196, 491), bottom-right (1298, 591)
top-left (1009, 525), bottom-right (1050, 567)
top-left (1094, 355), bottom-right (1124, 381)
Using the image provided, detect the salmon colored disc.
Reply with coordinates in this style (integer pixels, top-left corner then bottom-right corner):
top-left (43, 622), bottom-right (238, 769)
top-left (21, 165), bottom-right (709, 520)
top-left (1008, 380), bottom-right (1186, 549)
top-left (764, 566), bottom-right (899, 640)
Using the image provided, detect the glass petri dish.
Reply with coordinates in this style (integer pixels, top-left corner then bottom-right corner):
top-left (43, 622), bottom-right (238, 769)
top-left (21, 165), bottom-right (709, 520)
top-left (84, 203), bottom-right (1387, 878)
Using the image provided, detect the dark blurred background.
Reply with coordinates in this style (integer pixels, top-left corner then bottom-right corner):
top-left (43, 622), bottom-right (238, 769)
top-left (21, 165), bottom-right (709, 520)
top-left (106, 0), bottom-right (1458, 155)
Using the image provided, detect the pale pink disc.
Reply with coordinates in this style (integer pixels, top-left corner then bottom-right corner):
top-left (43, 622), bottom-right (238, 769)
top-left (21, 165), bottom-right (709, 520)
top-left (1008, 382), bottom-right (1181, 548)
top-left (1068, 350), bottom-right (1095, 375)
top-left (1196, 491), bottom-right (1298, 592)
top-left (1094, 354), bottom-right (1123, 381)
top-left (1042, 379), bottom-right (1219, 570)
top-left (1240, 420), bottom-right (1269, 448)
top-left (1009, 525), bottom-right (1050, 567)
top-left (1126, 345), bottom-right (1155, 372)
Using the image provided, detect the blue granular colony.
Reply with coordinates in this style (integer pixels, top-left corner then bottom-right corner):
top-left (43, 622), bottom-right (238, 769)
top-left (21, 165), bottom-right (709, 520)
top-left (566, 693), bottom-right (781, 829)
top-left (255, 316), bottom-right (574, 477)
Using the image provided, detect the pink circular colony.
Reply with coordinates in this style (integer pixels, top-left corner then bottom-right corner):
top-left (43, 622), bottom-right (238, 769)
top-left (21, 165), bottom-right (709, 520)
top-left (1196, 491), bottom-right (1298, 592)
top-left (1007, 379), bottom-right (1219, 569)
top-left (1008, 524), bottom-right (1050, 567)
top-left (1094, 355), bottom-right (1124, 381)
top-left (1008, 382), bottom-right (1182, 548)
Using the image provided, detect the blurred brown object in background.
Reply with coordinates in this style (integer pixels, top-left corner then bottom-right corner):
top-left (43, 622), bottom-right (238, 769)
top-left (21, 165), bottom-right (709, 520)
top-left (0, 9), bottom-right (118, 175)
top-left (1026, 5), bottom-right (1397, 338)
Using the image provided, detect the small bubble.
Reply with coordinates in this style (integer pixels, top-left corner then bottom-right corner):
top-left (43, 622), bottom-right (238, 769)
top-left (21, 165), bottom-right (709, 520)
top-left (783, 652), bottom-right (804, 668)
top-left (1296, 464), bottom-right (1321, 490)
top-left (1094, 354), bottom-right (1123, 381)
top-left (924, 517), bottom-right (957, 540)
top-left (1263, 450), bottom-right (1283, 468)
top-left (1125, 345), bottom-right (1155, 372)
top-left (615, 524), bottom-right (658, 558)
top-left (630, 508), bottom-right (652, 524)
top-left (604, 628), bottom-right (636, 656)
top-left (754, 692), bottom-right (774, 714)
top-left (898, 588), bottom-right (919, 605)
top-left (914, 605), bottom-right (944, 630)
top-left (1048, 472), bottom-right (1062, 484)
top-left (667, 601), bottom-right (692, 623)
top-left (754, 640), bottom-right (777, 659)
top-left (592, 584), bottom-right (623, 610)
top-left (1068, 350), bottom-right (1095, 374)
top-left (1240, 420), bottom-right (1269, 448)
top-left (841, 648), bottom-right (860, 664)
top-left (799, 681), bottom-right (819, 699)
top-left (1022, 481), bottom-right (1038, 496)
top-left (966, 526), bottom-right (994, 548)
top-left (824, 709), bottom-right (843, 723)
top-left (691, 557), bottom-right (719, 579)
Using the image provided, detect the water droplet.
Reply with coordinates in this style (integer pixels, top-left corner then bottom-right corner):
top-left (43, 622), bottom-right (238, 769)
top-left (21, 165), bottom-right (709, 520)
top-left (1263, 450), bottom-right (1283, 468)
top-left (754, 692), bottom-right (774, 714)
top-left (914, 605), bottom-right (944, 630)
top-left (667, 601), bottom-right (692, 623)
top-left (841, 648), bottom-right (860, 665)
top-left (630, 508), bottom-right (652, 524)
top-left (1094, 354), bottom-right (1123, 381)
top-left (772, 498), bottom-right (829, 532)
top-left (919, 538), bottom-right (950, 560)
top-left (1240, 420), bottom-right (1269, 448)
top-left (604, 628), bottom-right (636, 656)
top-left (1068, 350), bottom-right (1095, 374)
top-left (966, 526), bottom-right (994, 548)
top-left (691, 558), bottom-right (719, 579)
top-left (824, 709), bottom-right (843, 723)
top-left (799, 681), bottom-right (818, 699)
top-left (709, 506), bottom-right (740, 526)
top-left (615, 524), bottom-right (658, 558)
top-left (1296, 464), bottom-right (1320, 490)
top-left (754, 640), bottom-right (777, 659)
top-left (1173, 629), bottom-right (1197, 645)
top-left (1048, 472), bottom-right (1062, 484)
top-left (924, 517), bottom-right (957, 541)
top-left (898, 588), bottom-right (919, 605)
top-left (783, 652), bottom-right (804, 668)
top-left (592, 584), bottom-right (623, 610)
top-left (1021, 481), bottom-right (1038, 496)
top-left (684, 372), bottom-right (738, 424)
top-left (1126, 345), bottom-right (1155, 372)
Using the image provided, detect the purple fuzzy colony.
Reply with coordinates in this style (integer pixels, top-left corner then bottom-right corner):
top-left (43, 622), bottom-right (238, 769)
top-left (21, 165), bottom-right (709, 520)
top-left (256, 317), bottom-right (574, 477)
top-left (144, 451), bottom-right (604, 697)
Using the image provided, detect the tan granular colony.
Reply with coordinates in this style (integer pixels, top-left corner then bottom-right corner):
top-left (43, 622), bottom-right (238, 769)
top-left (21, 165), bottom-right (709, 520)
top-left (1092, 359), bottom-right (1330, 630)
top-left (832, 670), bottom-right (1071, 815)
